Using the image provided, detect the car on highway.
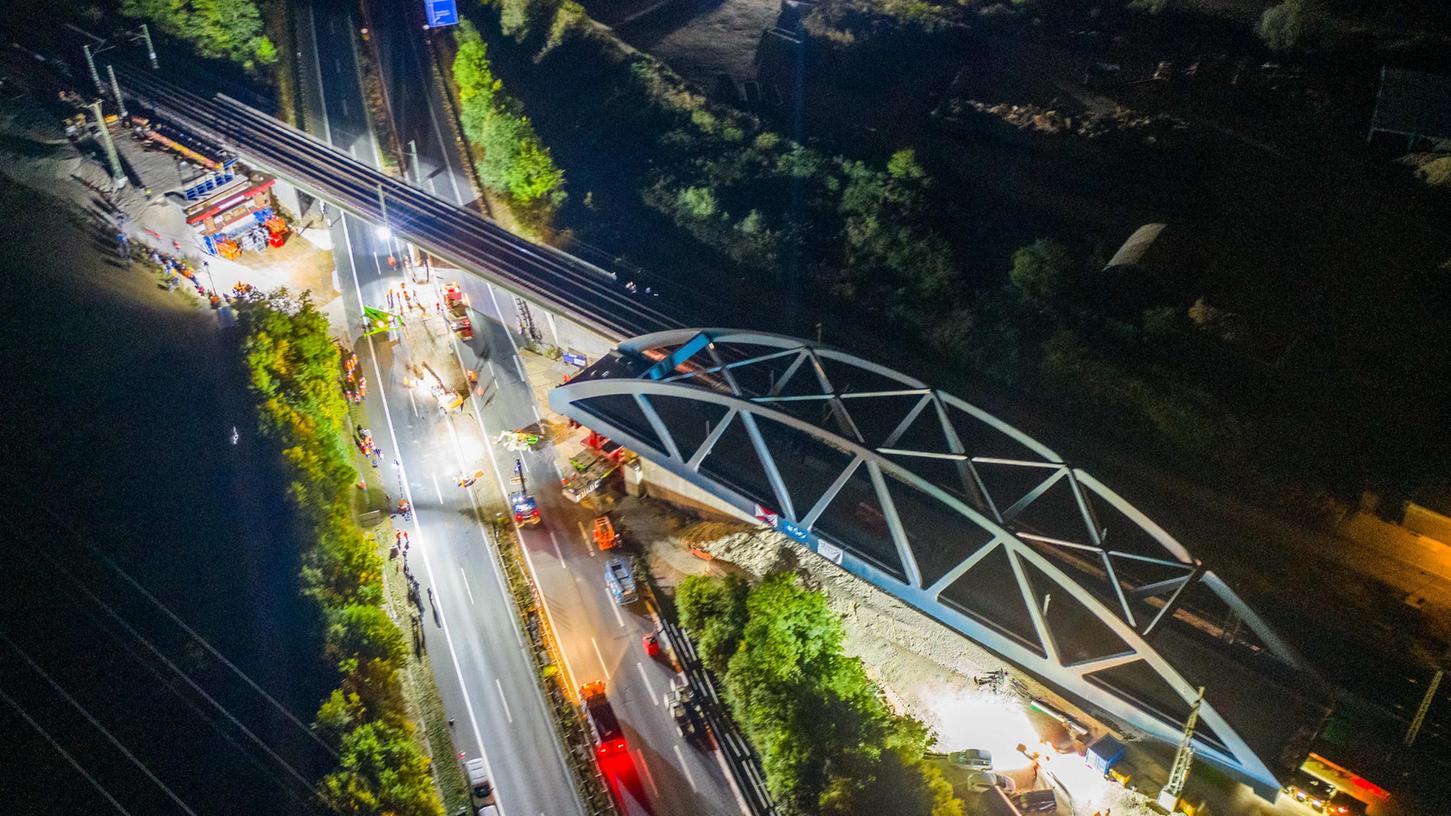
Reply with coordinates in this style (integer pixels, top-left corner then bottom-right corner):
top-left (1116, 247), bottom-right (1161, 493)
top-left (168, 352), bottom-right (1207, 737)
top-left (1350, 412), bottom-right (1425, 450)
top-left (1282, 771), bottom-right (1338, 811)
top-left (580, 681), bottom-right (627, 758)
top-left (964, 771), bottom-right (1016, 795)
top-left (604, 556), bottom-right (638, 605)
top-left (949, 748), bottom-right (993, 771)
top-left (593, 515), bottom-right (620, 550)
top-left (464, 756), bottom-right (492, 803)
top-left (1013, 788), bottom-right (1056, 814)
top-left (509, 490), bottom-right (540, 526)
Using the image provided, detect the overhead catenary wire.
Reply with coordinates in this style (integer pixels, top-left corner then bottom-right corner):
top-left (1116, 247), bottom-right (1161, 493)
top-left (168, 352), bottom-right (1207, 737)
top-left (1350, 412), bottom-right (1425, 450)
top-left (0, 628), bottom-right (199, 816)
top-left (22, 543), bottom-right (344, 800)
top-left (8, 486), bottom-right (338, 761)
top-left (71, 588), bottom-right (333, 816)
top-left (0, 684), bottom-right (138, 816)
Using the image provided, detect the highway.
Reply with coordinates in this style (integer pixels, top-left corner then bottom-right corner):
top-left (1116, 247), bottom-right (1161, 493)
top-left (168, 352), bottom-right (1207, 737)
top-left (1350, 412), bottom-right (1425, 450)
top-left (296, 3), bottom-right (585, 815)
top-left (295, 2), bottom-right (744, 815)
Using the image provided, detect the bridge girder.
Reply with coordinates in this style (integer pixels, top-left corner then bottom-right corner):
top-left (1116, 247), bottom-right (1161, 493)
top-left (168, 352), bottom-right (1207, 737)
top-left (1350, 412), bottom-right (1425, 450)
top-left (552, 329), bottom-right (1316, 798)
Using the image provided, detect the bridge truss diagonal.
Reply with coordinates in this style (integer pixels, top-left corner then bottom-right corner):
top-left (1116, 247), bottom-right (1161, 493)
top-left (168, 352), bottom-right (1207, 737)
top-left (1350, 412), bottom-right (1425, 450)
top-left (551, 329), bottom-right (1322, 798)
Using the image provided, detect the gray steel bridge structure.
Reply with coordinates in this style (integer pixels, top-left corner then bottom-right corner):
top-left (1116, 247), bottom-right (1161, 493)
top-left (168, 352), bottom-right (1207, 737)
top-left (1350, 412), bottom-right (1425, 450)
top-left (105, 63), bottom-right (1317, 800)
top-left (552, 330), bottom-right (1325, 799)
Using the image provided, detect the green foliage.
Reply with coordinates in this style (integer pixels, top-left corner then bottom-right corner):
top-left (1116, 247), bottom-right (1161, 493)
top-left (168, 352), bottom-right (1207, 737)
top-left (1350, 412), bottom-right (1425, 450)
top-left (321, 721), bottom-right (443, 816)
top-left (1258, 0), bottom-right (1328, 51)
top-left (1009, 238), bottom-right (1075, 301)
top-left (453, 20), bottom-right (566, 228)
top-left (675, 186), bottom-right (720, 220)
top-left (237, 291), bottom-right (441, 816)
top-left (539, 0), bottom-right (588, 58)
top-left (121, 0), bottom-right (276, 69)
top-left (839, 154), bottom-right (959, 312)
top-left (679, 573), bottom-right (960, 816)
top-left (677, 574), bottom-right (749, 674)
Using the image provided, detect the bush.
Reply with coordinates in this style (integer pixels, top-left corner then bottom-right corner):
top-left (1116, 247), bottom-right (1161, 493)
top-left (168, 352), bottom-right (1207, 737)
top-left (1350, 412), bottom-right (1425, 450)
top-left (237, 290), bottom-right (441, 816)
top-left (321, 721), bottom-right (443, 816)
top-left (453, 21), bottom-right (566, 228)
top-left (1258, 0), bottom-right (1328, 51)
top-left (1009, 238), bottom-right (1075, 301)
top-left (679, 573), bottom-right (960, 816)
top-left (121, 0), bottom-right (277, 69)
top-left (677, 574), bottom-right (748, 674)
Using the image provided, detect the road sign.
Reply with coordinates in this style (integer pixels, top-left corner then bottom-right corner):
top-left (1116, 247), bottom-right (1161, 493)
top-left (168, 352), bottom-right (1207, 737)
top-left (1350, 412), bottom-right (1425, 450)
top-left (562, 349), bottom-right (588, 368)
top-left (423, 0), bottom-right (458, 27)
top-left (752, 503), bottom-right (778, 527)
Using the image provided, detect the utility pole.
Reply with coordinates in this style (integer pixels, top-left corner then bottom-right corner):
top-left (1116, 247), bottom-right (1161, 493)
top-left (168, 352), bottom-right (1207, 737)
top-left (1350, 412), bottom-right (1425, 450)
top-left (1405, 668), bottom-right (1444, 747)
top-left (89, 100), bottom-right (127, 189)
top-left (82, 44), bottom-right (104, 94)
top-left (106, 65), bottom-right (127, 121)
top-left (1157, 686), bottom-right (1205, 814)
top-left (138, 23), bottom-right (158, 69)
top-left (409, 139), bottom-right (420, 185)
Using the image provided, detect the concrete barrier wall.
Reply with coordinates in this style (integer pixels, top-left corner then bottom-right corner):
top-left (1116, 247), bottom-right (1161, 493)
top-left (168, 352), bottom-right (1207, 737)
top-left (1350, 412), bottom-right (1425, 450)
top-left (638, 458), bottom-right (757, 525)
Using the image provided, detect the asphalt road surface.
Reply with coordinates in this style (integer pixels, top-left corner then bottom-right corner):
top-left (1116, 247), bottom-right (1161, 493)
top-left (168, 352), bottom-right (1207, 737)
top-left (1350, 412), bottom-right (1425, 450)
top-left (301, 2), bottom-right (743, 814)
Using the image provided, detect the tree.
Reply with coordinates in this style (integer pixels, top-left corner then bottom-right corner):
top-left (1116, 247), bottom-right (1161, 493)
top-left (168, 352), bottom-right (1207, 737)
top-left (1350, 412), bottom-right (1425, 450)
top-left (1258, 0), bottom-right (1328, 51)
top-left (327, 604), bottom-right (407, 668)
top-left (674, 572), bottom-right (965, 816)
top-left (321, 721), bottom-right (443, 816)
top-left (1009, 238), bottom-right (1075, 301)
top-left (676, 186), bottom-right (720, 220)
top-left (677, 574), bottom-right (749, 674)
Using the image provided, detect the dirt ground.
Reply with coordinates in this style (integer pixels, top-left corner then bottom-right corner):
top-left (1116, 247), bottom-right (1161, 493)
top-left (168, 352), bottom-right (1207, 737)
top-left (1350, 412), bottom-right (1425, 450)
top-left (628, 499), bottom-right (1259, 816)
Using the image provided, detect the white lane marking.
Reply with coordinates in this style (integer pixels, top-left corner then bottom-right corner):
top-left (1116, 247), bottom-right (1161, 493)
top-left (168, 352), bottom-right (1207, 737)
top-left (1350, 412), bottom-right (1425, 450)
top-left (461, 568), bottom-right (474, 605)
top-left (530, 404), bottom-right (542, 423)
top-left (431, 472), bottom-right (443, 503)
top-left (553, 460), bottom-right (564, 481)
top-left (514, 357), bottom-right (527, 382)
top-left (548, 530), bottom-right (568, 569)
top-left (334, 56), bottom-right (341, 74)
top-left (607, 592), bottom-right (625, 629)
top-left (674, 743), bottom-right (698, 792)
top-left (440, 332), bottom-right (590, 816)
top-left (495, 678), bottom-right (514, 724)
top-left (635, 662), bottom-right (658, 705)
top-left (635, 749), bottom-right (661, 799)
top-left (590, 637), bottom-right (611, 680)
top-left (338, 215), bottom-right (508, 816)
top-left (340, 97), bottom-right (349, 118)
top-left (485, 284), bottom-right (522, 356)
top-left (408, 388), bottom-right (419, 417)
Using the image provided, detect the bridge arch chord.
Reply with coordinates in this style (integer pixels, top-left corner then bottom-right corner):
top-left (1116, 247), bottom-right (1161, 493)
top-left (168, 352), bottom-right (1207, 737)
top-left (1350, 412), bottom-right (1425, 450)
top-left (552, 329), bottom-right (1308, 796)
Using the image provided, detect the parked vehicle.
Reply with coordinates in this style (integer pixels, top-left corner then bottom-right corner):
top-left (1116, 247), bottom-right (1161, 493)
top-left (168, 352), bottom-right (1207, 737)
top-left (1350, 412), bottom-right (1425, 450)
top-left (667, 675), bottom-right (702, 740)
top-left (579, 681), bottom-right (627, 757)
top-left (604, 556), bottom-right (638, 605)
top-left (593, 515), bottom-right (620, 550)
top-left (509, 490), bottom-right (540, 526)
top-left (463, 757), bottom-right (492, 803)
top-left (1013, 789), bottom-right (1056, 814)
top-left (965, 771), bottom-right (1016, 794)
top-left (949, 748), bottom-right (993, 771)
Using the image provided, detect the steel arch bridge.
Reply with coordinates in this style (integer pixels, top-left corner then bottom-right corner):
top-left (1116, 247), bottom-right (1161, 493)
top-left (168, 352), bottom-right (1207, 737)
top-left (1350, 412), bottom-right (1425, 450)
top-left (551, 329), bottom-right (1320, 797)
